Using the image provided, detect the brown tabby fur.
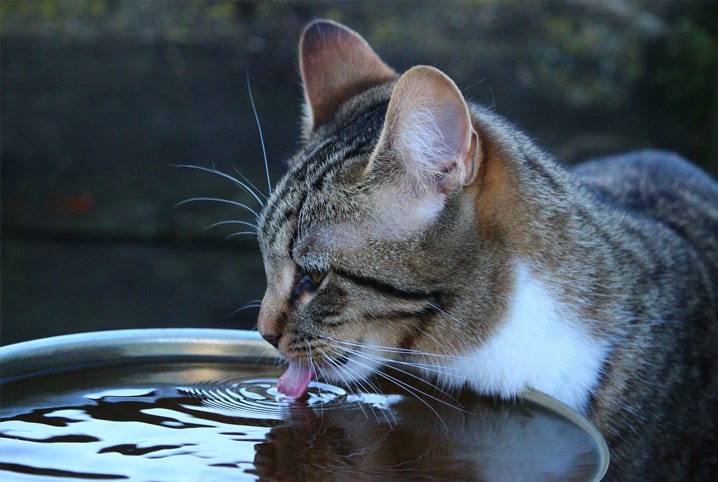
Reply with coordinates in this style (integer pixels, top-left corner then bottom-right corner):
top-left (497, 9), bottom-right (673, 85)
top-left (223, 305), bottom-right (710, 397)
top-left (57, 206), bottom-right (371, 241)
top-left (256, 20), bottom-right (718, 480)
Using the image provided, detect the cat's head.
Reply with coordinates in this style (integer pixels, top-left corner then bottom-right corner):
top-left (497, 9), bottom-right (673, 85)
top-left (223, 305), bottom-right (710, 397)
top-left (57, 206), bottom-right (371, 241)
top-left (257, 20), bottom-right (512, 397)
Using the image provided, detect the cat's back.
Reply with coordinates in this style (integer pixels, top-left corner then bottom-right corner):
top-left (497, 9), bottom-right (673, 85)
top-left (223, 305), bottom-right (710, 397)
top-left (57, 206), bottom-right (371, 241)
top-left (571, 150), bottom-right (718, 480)
top-left (572, 150), bottom-right (718, 277)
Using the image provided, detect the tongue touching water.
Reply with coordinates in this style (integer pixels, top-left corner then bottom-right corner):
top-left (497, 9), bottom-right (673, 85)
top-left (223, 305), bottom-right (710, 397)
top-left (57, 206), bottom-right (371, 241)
top-left (0, 329), bottom-right (608, 481)
top-left (276, 361), bottom-right (315, 399)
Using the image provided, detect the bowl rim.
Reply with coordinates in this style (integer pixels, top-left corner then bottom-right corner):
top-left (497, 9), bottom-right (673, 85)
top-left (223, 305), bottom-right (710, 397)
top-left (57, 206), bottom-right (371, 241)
top-left (0, 328), bottom-right (609, 479)
top-left (0, 328), bottom-right (277, 381)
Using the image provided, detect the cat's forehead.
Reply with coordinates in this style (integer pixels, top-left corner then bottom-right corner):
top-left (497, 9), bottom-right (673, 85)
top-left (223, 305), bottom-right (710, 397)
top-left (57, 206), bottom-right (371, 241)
top-left (259, 161), bottom-right (371, 269)
top-left (258, 96), bottom-right (390, 261)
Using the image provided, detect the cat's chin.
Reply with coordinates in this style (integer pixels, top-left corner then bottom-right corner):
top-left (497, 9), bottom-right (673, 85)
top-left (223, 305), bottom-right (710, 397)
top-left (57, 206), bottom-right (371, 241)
top-left (316, 356), bottom-right (382, 388)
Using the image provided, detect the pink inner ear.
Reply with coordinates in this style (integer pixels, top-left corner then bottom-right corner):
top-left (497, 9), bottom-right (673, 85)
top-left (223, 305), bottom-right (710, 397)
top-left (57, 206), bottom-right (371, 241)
top-left (387, 67), bottom-right (475, 190)
top-left (299, 20), bottom-right (396, 129)
top-left (362, 66), bottom-right (478, 237)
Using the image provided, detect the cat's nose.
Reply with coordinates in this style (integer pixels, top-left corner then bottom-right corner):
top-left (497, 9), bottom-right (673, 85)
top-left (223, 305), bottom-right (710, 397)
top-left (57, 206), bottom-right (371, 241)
top-left (258, 293), bottom-right (285, 349)
top-left (262, 333), bottom-right (281, 348)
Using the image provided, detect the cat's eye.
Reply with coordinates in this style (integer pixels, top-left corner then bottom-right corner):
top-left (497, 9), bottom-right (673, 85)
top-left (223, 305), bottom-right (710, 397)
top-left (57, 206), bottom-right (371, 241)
top-left (297, 270), bottom-right (327, 293)
top-left (309, 270), bottom-right (325, 285)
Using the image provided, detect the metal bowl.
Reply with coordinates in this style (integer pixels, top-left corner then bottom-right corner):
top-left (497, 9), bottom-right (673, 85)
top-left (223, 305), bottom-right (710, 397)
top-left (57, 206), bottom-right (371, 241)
top-left (0, 328), bottom-right (609, 481)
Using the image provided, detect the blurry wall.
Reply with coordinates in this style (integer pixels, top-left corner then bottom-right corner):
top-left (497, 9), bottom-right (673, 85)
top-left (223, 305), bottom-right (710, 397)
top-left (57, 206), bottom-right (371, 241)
top-left (2, 0), bottom-right (717, 344)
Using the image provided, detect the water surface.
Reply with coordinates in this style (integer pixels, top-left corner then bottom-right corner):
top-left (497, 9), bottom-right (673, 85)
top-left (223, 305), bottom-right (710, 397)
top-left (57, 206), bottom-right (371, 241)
top-left (1, 361), bottom-right (604, 481)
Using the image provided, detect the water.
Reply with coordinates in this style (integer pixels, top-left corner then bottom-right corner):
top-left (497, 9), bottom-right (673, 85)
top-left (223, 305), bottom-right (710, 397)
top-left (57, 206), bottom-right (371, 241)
top-left (1, 361), bottom-right (605, 481)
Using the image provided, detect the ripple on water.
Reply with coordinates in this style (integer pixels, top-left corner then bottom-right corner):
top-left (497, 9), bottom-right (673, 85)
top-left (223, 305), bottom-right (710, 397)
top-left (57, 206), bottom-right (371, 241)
top-left (179, 378), bottom-right (371, 421)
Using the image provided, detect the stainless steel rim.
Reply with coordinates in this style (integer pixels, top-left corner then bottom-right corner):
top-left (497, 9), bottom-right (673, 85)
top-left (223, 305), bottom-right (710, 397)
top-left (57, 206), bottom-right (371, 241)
top-left (0, 328), bottom-right (280, 380)
top-left (0, 328), bottom-right (610, 479)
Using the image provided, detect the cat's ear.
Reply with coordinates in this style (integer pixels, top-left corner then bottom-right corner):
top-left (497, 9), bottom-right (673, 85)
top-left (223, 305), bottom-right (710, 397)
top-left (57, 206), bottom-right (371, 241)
top-left (299, 19), bottom-right (396, 134)
top-left (373, 65), bottom-right (479, 193)
top-left (365, 66), bottom-right (480, 237)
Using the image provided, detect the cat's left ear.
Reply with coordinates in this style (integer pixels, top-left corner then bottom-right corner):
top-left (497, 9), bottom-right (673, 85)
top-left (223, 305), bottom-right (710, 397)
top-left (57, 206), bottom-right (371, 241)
top-left (299, 20), bottom-right (397, 135)
top-left (372, 65), bottom-right (480, 192)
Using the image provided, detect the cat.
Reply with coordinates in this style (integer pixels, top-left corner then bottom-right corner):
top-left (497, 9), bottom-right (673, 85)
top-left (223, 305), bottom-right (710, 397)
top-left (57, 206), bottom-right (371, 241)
top-left (254, 19), bottom-right (718, 481)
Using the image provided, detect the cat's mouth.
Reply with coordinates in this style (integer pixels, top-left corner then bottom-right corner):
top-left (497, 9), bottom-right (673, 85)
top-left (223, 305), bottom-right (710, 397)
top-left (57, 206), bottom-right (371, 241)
top-left (276, 361), bottom-right (315, 398)
top-left (276, 348), bottom-right (383, 399)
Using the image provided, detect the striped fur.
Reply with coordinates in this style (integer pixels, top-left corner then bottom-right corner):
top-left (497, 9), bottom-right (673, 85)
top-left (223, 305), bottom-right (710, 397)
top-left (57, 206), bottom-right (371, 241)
top-left (256, 20), bottom-right (718, 481)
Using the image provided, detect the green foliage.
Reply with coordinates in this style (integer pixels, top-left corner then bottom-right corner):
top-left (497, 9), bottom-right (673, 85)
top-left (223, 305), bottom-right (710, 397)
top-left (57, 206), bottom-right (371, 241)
top-left (655, 16), bottom-right (717, 106)
top-left (1, 0), bottom-right (716, 167)
top-left (0, 0), bottom-right (247, 41)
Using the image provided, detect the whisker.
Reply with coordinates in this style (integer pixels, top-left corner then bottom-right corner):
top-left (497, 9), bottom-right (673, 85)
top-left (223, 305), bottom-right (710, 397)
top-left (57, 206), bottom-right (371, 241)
top-left (427, 302), bottom-right (469, 328)
top-left (374, 353), bottom-right (465, 380)
top-left (325, 350), bottom-right (384, 399)
top-left (172, 164), bottom-right (265, 208)
top-left (320, 335), bottom-right (471, 362)
top-left (338, 345), bottom-right (467, 407)
top-left (318, 348), bottom-right (394, 425)
top-left (246, 72), bottom-right (272, 196)
top-left (319, 336), bottom-right (428, 357)
top-left (227, 300), bottom-right (262, 317)
top-left (315, 349), bottom-right (366, 419)
top-left (173, 196), bottom-right (261, 221)
top-left (345, 355), bottom-right (451, 429)
top-left (233, 165), bottom-right (268, 202)
top-left (206, 219), bottom-right (259, 232)
top-left (226, 231), bottom-right (259, 240)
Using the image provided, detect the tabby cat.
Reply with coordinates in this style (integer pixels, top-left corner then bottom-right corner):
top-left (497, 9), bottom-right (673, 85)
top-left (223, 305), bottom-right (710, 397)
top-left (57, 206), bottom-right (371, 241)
top-left (255, 19), bottom-right (718, 480)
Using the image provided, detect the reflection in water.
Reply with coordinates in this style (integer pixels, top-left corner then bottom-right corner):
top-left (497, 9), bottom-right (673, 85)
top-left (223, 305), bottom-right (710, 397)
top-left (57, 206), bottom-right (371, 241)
top-left (249, 389), bottom-right (599, 482)
top-left (0, 363), bottom-right (602, 481)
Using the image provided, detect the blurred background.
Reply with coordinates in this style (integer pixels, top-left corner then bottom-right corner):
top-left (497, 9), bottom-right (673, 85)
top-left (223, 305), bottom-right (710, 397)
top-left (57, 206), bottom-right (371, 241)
top-left (2, 0), bottom-right (717, 345)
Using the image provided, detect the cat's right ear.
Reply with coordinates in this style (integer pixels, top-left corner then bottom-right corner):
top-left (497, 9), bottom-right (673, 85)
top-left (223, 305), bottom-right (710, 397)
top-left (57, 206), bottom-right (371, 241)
top-left (365, 66), bottom-right (480, 235)
top-left (299, 19), bottom-right (396, 136)
top-left (374, 65), bottom-right (479, 191)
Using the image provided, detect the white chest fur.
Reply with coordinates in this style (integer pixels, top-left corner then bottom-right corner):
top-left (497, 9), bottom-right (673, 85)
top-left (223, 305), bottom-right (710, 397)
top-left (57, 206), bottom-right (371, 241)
top-left (437, 262), bottom-right (609, 413)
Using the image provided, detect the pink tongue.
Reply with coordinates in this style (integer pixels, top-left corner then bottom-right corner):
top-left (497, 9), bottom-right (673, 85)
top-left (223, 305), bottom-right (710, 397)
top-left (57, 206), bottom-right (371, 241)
top-left (276, 362), bottom-right (314, 399)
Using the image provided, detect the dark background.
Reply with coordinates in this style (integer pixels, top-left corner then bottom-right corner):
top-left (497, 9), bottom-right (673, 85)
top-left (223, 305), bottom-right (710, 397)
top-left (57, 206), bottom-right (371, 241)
top-left (2, 1), bottom-right (717, 345)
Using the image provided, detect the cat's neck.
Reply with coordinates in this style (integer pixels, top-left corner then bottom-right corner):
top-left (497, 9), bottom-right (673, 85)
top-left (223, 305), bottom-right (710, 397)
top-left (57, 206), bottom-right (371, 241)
top-left (471, 107), bottom-right (626, 323)
top-left (472, 106), bottom-right (582, 264)
top-left (433, 110), bottom-right (619, 411)
top-left (439, 261), bottom-right (610, 413)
